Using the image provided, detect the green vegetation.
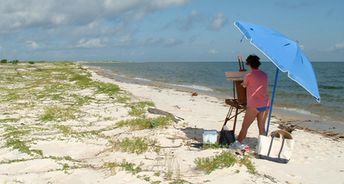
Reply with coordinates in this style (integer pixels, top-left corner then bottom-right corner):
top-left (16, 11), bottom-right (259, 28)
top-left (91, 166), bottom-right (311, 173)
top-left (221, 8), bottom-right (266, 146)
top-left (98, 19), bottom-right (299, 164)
top-left (110, 137), bottom-right (159, 154)
top-left (53, 124), bottom-right (101, 138)
top-left (3, 126), bottom-right (31, 139)
top-left (54, 125), bottom-right (73, 135)
top-left (195, 151), bottom-right (237, 174)
top-left (116, 116), bottom-right (172, 130)
top-left (10, 60), bottom-right (19, 64)
top-left (0, 59), bottom-right (7, 63)
top-left (103, 160), bottom-right (142, 175)
top-left (202, 143), bottom-right (223, 149)
top-left (94, 82), bottom-right (120, 96)
top-left (128, 101), bottom-right (155, 117)
top-left (0, 118), bottom-right (20, 123)
top-left (70, 73), bottom-right (93, 88)
top-left (40, 106), bottom-right (78, 122)
top-left (0, 61), bottom-right (186, 182)
top-left (239, 156), bottom-right (256, 174)
top-left (62, 163), bottom-right (70, 173)
top-left (5, 137), bottom-right (43, 156)
top-left (151, 181), bottom-right (162, 184)
top-left (5, 138), bottom-right (32, 155)
top-left (169, 179), bottom-right (188, 184)
top-left (194, 151), bottom-right (257, 174)
top-left (116, 93), bottom-right (131, 103)
top-left (3, 126), bottom-right (43, 156)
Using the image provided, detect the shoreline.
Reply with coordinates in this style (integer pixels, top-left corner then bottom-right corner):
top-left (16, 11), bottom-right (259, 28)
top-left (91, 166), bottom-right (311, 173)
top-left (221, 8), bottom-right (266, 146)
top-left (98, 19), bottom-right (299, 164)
top-left (86, 64), bottom-right (344, 138)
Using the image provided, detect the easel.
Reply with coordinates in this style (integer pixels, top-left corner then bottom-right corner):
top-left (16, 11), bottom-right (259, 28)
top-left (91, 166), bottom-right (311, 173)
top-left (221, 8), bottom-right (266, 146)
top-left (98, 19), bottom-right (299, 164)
top-left (219, 56), bottom-right (247, 145)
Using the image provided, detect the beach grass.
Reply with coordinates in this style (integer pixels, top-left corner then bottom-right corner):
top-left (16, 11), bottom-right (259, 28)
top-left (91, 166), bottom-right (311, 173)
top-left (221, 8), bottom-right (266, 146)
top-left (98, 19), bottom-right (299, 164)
top-left (94, 82), bottom-right (120, 95)
top-left (103, 160), bottom-right (142, 175)
top-left (194, 151), bottom-right (257, 174)
top-left (128, 101), bottom-right (155, 117)
top-left (116, 116), bottom-right (172, 130)
top-left (40, 106), bottom-right (79, 122)
top-left (169, 179), bottom-right (188, 184)
top-left (239, 155), bottom-right (257, 174)
top-left (195, 151), bottom-right (237, 174)
top-left (110, 137), bottom-right (159, 154)
top-left (0, 62), bottom-right (126, 158)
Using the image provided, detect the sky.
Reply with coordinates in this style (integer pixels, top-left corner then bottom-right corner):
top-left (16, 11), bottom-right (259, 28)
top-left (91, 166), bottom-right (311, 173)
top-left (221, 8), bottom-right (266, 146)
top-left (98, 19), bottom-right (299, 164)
top-left (0, 0), bottom-right (343, 62)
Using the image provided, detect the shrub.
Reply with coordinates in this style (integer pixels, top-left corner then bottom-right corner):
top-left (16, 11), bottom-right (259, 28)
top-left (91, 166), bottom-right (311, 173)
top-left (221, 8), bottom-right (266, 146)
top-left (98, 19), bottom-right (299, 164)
top-left (1, 59), bottom-right (7, 63)
top-left (10, 60), bottom-right (19, 64)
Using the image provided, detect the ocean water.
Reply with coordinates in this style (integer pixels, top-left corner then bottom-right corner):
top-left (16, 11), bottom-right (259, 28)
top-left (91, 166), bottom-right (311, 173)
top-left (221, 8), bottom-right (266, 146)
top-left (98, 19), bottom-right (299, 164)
top-left (86, 62), bottom-right (344, 129)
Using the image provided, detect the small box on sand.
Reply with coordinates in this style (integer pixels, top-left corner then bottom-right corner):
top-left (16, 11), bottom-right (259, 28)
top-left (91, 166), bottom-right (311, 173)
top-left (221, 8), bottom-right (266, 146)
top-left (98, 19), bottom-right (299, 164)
top-left (203, 130), bottom-right (218, 144)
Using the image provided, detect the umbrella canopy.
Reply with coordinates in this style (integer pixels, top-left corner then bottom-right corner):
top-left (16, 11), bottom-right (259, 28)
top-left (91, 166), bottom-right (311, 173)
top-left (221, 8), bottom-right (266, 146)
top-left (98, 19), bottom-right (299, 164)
top-left (234, 20), bottom-right (321, 134)
top-left (234, 21), bottom-right (320, 102)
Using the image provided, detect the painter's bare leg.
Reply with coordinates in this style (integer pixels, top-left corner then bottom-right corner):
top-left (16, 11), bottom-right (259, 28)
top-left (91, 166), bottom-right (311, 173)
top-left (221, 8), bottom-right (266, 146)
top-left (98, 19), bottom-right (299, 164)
top-left (257, 110), bottom-right (269, 135)
top-left (237, 107), bottom-right (258, 143)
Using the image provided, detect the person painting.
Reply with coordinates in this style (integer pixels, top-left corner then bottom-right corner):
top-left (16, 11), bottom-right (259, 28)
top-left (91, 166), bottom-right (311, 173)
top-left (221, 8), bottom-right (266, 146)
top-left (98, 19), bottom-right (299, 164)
top-left (231, 55), bottom-right (270, 150)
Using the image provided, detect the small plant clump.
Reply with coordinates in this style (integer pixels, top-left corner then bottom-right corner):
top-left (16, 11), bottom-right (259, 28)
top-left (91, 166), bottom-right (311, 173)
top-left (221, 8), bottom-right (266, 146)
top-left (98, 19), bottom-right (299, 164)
top-left (110, 137), bottom-right (159, 154)
top-left (239, 156), bottom-right (257, 174)
top-left (40, 106), bottom-right (78, 122)
top-left (194, 151), bottom-right (257, 174)
top-left (3, 126), bottom-right (43, 156)
top-left (128, 101), bottom-right (155, 117)
top-left (103, 160), bottom-right (142, 175)
top-left (5, 137), bottom-right (43, 156)
top-left (70, 73), bottom-right (93, 88)
top-left (94, 82), bottom-right (120, 96)
top-left (202, 143), bottom-right (223, 149)
top-left (195, 151), bottom-right (237, 174)
top-left (116, 116), bottom-right (172, 130)
top-left (169, 179), bottom-right (188, 184)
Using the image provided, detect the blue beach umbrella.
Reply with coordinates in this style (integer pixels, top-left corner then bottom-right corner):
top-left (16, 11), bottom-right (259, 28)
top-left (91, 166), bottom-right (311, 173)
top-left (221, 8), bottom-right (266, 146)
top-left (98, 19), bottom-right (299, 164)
top-left (234, 21), bottom-right (321, 134)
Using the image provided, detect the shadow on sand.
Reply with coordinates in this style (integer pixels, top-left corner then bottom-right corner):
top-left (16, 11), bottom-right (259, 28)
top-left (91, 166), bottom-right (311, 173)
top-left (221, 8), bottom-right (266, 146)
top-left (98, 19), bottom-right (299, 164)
top-left (180, 127), bottom-right (205, 142)
top-left (243, 137), bottom-right (258, 150)
top-left (180, 127), bottom-right (259, 150)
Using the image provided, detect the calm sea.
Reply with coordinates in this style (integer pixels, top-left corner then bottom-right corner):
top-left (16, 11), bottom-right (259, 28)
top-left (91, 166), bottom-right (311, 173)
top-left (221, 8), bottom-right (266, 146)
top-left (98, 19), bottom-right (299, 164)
top-left (86, 62), bottom-right (344, 132)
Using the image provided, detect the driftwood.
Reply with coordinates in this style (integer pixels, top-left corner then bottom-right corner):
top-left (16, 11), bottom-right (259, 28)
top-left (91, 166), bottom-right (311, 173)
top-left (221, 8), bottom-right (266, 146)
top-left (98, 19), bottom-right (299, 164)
top-left (148, 108), bottom-right (184, 123)
top-left (278, 123), bottom-right (296, 133)
top-left (191, 92), bottom-right (198, 96)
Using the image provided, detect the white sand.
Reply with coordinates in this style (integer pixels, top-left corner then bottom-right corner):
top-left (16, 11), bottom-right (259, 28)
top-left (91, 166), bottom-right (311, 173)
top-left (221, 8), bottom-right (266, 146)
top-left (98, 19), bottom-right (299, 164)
top-left (1, 65), bottom-right (343, 184)
top-left (90, 69), bottom-right (344, 184)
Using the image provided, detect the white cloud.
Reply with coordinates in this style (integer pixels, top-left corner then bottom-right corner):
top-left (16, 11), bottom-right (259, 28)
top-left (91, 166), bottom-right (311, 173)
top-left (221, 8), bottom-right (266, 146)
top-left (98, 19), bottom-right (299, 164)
top-left (210, 13), bottom-right (227, 30)
top-left (0, 0), bottom-right (189, 32)
top-left (76, 38), bottom-right (106, 48)
top-left (327, 41), bottom-right (344, 52)
top-left (142, 37), bottom-right (183, 47)
top-left (163, 10), bottom-right (203, 31)
top-left (335, 42), bottom-right (344, 49)
top-left (208, 49), bottom-right (219, 54)
top-left (26, 40), bottom-right (39, 49)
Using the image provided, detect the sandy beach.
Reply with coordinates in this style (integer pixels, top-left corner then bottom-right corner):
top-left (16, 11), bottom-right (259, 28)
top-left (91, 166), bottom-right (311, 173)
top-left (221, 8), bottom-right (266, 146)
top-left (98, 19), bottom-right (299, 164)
top-left (0, 62), bottom-right (343, 184)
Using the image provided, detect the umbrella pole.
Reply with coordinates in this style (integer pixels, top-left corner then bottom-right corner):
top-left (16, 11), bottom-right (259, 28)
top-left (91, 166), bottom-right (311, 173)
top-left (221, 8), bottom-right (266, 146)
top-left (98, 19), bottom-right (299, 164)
top-left (266, 68), bottom-right (279, 135)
